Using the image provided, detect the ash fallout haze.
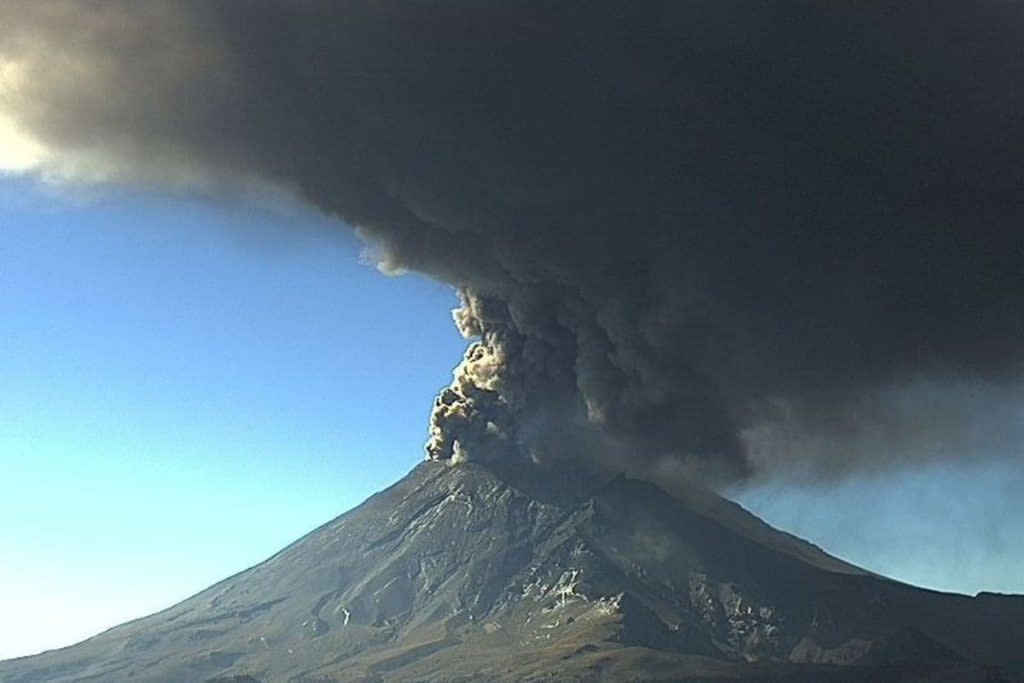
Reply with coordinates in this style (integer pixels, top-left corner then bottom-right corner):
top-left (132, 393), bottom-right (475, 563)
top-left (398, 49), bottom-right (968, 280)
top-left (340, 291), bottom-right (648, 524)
top-left (1, 2), bottom-right (1024, 681)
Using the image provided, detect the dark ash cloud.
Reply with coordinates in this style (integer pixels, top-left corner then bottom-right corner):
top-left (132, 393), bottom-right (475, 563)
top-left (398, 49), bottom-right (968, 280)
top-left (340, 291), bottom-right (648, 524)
top-left (2, 1), bottom-right (1023, 483)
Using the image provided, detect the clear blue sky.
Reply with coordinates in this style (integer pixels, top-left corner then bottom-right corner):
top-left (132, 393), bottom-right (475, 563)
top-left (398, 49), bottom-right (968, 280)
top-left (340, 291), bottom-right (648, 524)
top-left (1, 174), bottom-right (1021, 660)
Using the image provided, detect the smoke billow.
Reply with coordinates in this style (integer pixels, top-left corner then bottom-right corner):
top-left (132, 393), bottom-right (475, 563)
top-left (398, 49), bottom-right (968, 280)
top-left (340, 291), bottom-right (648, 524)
top-left (2, 2), bottom-right (1023, 483)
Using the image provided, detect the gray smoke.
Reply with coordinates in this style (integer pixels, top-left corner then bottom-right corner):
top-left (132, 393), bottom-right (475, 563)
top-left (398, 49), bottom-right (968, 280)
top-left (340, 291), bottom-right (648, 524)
top-left (2, 1), bottom-right (1023, 483)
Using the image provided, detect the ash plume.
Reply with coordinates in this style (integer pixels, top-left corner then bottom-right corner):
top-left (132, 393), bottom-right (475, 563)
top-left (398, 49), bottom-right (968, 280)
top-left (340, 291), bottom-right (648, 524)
top-left (2, 2), bottom-right (1023, 483)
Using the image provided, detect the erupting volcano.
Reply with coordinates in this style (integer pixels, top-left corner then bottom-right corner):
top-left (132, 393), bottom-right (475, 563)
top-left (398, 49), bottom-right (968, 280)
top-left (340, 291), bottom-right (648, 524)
top-left (2, 2), bottom-right (1023, 681)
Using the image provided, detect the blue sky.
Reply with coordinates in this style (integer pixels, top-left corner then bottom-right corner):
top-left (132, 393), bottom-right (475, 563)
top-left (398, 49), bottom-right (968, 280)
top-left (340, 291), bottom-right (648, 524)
top-left (0, 175), bottom-right (1021, 660)
top-left (0, 176), bottom-right (466, 659)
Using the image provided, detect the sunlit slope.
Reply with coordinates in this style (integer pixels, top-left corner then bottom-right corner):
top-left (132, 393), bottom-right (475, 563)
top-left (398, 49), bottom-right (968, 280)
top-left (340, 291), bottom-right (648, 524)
top-left (1, 461), bottom-right (1021, 682)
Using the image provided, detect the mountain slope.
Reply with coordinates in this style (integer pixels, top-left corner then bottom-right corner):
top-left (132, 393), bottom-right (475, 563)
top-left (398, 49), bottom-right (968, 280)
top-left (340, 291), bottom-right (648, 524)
top-left (1, 461), bottom-right (1021, 682)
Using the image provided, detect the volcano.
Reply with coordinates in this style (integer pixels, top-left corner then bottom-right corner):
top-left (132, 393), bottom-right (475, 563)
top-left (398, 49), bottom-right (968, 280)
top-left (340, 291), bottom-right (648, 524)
top-left (1, 461), bottom-right (1021, 683)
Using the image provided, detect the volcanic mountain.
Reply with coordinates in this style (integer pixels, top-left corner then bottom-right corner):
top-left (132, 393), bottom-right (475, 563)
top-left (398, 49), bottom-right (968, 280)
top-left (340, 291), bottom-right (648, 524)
top-left (1, 461), bottom-right (1021, 683)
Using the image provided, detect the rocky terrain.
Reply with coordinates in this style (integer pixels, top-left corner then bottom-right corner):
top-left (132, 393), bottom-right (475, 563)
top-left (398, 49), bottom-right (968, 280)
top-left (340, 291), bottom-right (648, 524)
top-left (1, 461), bottom-right (1021, 682)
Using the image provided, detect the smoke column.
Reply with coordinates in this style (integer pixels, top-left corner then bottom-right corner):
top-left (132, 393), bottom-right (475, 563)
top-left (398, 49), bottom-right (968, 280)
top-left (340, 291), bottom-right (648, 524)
top-left (2, 2), bottom-right (1022, 483)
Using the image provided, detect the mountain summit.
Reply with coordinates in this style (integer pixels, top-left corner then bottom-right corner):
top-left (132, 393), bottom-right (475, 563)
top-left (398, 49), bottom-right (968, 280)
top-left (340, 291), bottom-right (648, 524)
top-left (2, 461), bottom-right (1021, 682)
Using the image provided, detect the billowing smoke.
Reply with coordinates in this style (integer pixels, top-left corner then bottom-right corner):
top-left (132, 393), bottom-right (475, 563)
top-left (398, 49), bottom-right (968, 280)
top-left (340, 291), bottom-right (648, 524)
top-left (2, 2), bottom-right (1022, 483)
top-left (422, 287), bottom-right (747, 481)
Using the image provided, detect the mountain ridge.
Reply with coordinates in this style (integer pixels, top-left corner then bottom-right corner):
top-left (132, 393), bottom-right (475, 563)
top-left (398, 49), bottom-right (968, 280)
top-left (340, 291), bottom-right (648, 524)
top-left (1, 461), bottom-right (1021, 682)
